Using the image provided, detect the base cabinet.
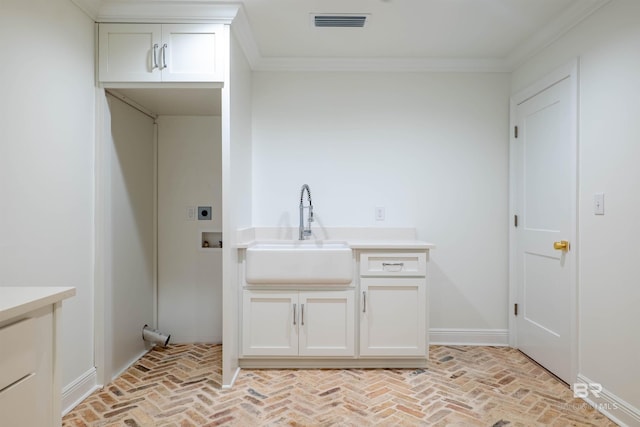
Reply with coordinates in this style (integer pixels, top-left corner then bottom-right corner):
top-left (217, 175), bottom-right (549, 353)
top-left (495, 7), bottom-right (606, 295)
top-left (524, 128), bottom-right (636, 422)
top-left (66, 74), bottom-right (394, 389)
top-left (359, 277), bottom-right (426, 356)
top-left (242, 290), bottom-right (354, 357)
top-left (239, 247), bottom-right (430, 366)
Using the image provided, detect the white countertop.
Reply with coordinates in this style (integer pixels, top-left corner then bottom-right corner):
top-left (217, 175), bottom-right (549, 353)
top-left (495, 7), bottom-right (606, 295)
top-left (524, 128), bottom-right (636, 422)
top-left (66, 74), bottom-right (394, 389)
top-left (346, 240), bottom-right (435, 250)
top-left (236, 239), bottom-right (434, 250)
top-left (235, 227), bottom-right (435, 250)
top-left (0, 286), bottom-right (76, 324)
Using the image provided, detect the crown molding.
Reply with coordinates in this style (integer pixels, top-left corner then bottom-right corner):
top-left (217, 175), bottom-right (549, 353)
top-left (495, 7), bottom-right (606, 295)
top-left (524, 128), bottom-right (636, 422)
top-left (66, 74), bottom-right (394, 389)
top-left (96, 1), bottom-right (240, 24)
top-left (506, 0), bottom-right (613, 69)
top-left (253, 56), bottom-right (512, 73)
top-left (229, 5), bottom-right (261, 69)
top-left (70, 0), bottom-right (101, 19)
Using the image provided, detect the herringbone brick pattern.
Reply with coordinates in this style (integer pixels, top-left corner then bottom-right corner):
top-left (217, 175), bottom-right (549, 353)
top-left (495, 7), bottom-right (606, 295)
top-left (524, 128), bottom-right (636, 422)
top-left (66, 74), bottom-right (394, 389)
top-left (62, 344), bottom-right (617, 426)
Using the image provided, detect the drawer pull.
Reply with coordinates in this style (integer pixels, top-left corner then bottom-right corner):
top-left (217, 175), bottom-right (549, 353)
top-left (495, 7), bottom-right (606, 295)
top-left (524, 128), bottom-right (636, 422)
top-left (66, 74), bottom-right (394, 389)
top-left (382, 262), bottom-right (404, 271)
top-left (301, 304), bottom-right (305, 326)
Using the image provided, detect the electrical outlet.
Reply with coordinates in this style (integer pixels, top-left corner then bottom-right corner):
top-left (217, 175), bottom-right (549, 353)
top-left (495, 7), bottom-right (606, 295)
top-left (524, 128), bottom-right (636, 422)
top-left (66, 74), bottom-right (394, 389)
top-left (594, 193), bottom-right (604, 215)
top-left (375, 206), bottom-right (385, 221)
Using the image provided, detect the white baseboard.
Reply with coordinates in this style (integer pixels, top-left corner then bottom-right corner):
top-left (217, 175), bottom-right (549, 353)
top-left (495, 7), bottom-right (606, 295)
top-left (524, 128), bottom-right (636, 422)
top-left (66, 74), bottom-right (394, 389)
top-left (62, 349), bottom-right (151, 415)
top-left (429, 328), bottom-right (509, 346)
top-left (221, 367), bottom-right (241, 390)
top-left (575, 374), bottom-right (640, 427)
top-left (112, 348), bottom-right (151, 382)
top-left (62, 367), bottom-right (99, 415)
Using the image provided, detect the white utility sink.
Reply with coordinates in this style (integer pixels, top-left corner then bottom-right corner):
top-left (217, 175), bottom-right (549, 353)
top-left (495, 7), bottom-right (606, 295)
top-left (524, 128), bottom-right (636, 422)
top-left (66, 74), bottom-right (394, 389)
top-left (245, 241), bottom-right (353, 284)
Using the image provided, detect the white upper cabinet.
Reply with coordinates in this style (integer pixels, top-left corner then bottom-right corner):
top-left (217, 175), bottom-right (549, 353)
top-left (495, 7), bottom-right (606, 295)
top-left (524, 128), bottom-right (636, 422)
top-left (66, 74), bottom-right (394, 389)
top-left (99, 23), bottom-right (225, 83)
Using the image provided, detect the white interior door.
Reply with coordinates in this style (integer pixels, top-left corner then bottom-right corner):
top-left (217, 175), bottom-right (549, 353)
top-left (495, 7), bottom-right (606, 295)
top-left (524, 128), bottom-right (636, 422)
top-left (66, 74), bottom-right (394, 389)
top-left (513, 70), bottom-right (576, 384)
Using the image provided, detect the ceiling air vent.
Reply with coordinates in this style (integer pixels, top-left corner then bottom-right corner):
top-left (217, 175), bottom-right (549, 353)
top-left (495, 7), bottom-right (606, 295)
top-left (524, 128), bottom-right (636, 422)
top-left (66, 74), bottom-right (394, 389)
top-left (313, 14), bottom-right (368, 28)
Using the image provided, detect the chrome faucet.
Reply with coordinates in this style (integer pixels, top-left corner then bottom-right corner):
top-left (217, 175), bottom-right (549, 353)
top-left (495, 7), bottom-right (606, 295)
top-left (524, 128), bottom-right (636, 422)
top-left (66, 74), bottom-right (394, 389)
top-left (299, 184), bottom-right (314, 240)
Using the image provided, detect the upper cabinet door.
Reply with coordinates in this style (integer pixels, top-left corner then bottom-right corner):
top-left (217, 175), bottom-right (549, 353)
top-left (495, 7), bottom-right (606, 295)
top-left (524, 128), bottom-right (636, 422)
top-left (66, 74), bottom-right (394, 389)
top-left (99, 23), bottom-right (162, 82)
top-left (98, 23), bottom-right (225, 83)
top-left (161, 24), bottom-right (224, 82)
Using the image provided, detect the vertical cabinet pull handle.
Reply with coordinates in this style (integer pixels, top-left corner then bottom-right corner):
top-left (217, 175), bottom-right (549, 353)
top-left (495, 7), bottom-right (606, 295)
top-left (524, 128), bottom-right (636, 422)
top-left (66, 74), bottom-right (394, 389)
top-left (152, 43), bottom-right (159, 69)
top-left (301, 304), bottom-right (305, 326)
top-left (161, 43), bottom-right (168, 69)
top-left (362, 291), bottom-right (367, 313)
top-left (293, 303), bottom-right (297, 325)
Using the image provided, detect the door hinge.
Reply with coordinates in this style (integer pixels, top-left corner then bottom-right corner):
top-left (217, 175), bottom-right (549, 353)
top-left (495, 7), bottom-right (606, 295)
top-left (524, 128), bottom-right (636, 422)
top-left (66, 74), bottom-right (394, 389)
top-left (514, 215), bottom-right (518, 228)
top-left (514, 303), bottom-right (518, 316)
top-left (514, 126), bottom-right (519, 138)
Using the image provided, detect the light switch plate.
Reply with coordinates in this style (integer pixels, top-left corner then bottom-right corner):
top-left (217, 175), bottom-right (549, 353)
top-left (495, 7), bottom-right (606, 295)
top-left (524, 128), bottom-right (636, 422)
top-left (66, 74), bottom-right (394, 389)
top-left (186, 206), bottom-right (196, 221)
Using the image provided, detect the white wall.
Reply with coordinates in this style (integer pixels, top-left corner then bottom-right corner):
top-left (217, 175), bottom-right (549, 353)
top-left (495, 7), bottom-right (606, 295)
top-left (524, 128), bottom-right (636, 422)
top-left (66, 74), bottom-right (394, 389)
top-left (222, 30), bottom-right (253, 386)
top-left (0, 0), bottom-right (95, 388)
top-left (158, 115), bottom-right (222, 343)
top-left (251, 72), bottom-right (510, 333)
top-left (102, 94), bottom-right (155, 378)
top-left (512, 0), bottom-right (640, 416)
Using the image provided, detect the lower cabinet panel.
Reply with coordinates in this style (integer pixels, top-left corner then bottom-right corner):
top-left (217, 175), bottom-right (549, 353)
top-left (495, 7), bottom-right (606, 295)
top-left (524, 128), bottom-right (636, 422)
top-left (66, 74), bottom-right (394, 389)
top-left (242, 289), bottom-right (355, 357)
top-left (299, 291), bottom-right (354, 357)
top-left (360, 277), bottom-right (427, 356)
top-left (242, 291), bottom-right (298, 356)
top-left (0, 374), bottom-right (38, 427)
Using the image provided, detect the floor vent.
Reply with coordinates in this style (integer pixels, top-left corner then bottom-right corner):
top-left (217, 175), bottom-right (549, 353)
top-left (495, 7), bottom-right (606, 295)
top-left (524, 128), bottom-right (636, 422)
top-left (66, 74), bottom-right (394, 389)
top-left (313, 15), bottom-right (367, 28)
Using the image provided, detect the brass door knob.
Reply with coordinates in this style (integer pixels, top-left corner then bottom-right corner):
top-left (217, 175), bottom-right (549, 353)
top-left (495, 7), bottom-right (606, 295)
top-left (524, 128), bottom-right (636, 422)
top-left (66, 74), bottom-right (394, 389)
top-left (553, 240), bottom-right (570, 251)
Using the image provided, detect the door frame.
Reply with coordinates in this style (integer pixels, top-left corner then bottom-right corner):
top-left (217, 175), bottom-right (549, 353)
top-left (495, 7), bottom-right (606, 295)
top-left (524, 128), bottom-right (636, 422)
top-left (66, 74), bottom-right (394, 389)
top-left (508, 59), bottom-right (579, 385)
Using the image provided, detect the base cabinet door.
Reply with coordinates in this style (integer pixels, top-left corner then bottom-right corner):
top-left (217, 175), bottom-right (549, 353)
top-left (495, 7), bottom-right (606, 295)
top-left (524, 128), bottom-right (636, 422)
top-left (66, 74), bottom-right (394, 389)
top-left (242, 290), bottom-right (298, 356)
top-left (360, 278), bottom-right (426, 356)
top-left (299, 291), bottom-right (354, 357)
top-left (242, 289), bottom-right (355, 357)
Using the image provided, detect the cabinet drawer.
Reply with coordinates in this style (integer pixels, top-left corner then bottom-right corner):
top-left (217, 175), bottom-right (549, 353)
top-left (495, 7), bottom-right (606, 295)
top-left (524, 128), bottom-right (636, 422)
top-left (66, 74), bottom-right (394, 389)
top-left (360, 252), bottom-right (426, 277)
top-left (0, 372), bottom-right (38, 427)
top-left (0, 318), bottom-right (36, 391)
